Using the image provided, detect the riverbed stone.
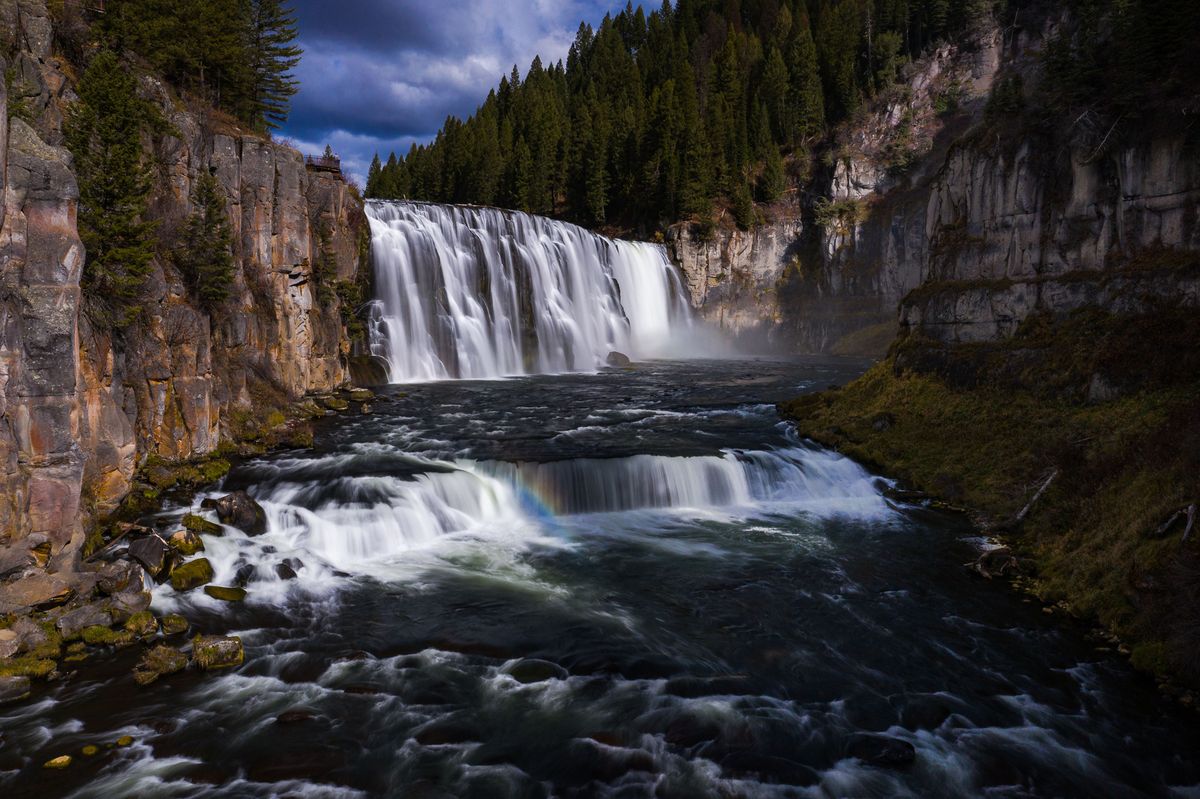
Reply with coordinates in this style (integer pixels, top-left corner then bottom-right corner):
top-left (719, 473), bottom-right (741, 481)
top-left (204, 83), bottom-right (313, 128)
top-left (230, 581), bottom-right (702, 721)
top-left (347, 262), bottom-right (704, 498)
top-left (274, 561), bottom-right (298, 580)
top-left (192, 635), bottom-right (244, 670)
top-left (207, 492), bottom-right (268, 536)
top-left (55, 604), bottom-right (112, 641)
top-left (161, 614), bottom-right (189, 636)
top-left (128, 534), bottom-right (173, 578)
top-left (123, 611), bottom-right (158, 638)
top-left (204, 585), bottom-right (246, 602)
top-left (182, 514), bottom-right (222, 536)
top-left (95, 559), bottom-right (145, 596)
top-left (0, 675), bottom-right (31, 704)
top-left (133, 645), bottom-right (188, 686)
top-left (81, 625), bottom-right (135, 648)
top-left (43, 755), bottom-right (72, 769)
top-left (169, 530), bottom-right (205, 557)
top-left (0, 629), bottom-right (19, 659)
top-left (102, 591), bottom-right (152, 625)
top-left (606, 351), bottom-right (632, 367)
top-left (170, 558), bottom-right (214, 592)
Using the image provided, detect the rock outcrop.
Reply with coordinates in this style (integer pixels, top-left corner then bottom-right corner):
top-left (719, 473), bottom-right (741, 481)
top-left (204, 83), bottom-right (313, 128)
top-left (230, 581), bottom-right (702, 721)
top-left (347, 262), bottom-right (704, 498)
top-left (668, 16), bottom-right (1198, 356)
top-left (0, 2), bottom-right (365, 603)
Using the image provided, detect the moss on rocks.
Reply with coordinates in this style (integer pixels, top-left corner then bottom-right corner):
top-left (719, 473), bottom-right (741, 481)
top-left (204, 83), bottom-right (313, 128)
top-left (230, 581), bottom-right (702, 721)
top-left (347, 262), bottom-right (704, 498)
top-left (133, 645), bottom-right (188, 686)
top-left (123, 611), bottom-right (158, 638)
top-left (182, 514), bottom-right (222, 536)
top-left (170, 559), bottom-right (214, 592)
top-left (191, 635), bottom-right (244, 670)
top-left (0, 657), bottom-right (56, 678)
top-left (170, 529), bottom-right (205, 556)
top-left (161, 615), bottom-right (189, 636)
top-left (81, 626), bottom-right (135, 648)
top-left (203, 585), bottom-right (246, 602)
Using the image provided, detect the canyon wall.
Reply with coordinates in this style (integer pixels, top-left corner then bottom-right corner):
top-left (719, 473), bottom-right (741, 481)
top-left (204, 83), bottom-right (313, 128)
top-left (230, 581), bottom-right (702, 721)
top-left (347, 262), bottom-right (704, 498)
top-left (668, 18), bottom-right (1199, 356)
top-left (0, 0), bottom-right (364, 602)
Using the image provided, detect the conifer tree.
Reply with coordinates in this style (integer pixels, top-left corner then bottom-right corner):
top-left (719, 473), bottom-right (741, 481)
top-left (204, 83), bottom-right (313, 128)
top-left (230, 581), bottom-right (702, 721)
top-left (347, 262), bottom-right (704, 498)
top-left (366, 154), bottom-right (382, 196)
top-left (246, 0), bottom-right (303, 130)
top-left (176, 170), bottom-right (236, 312)
top-left (64, 49), bottom-right (158, 328)
top-left (788, 19), bottom-right (826, 141)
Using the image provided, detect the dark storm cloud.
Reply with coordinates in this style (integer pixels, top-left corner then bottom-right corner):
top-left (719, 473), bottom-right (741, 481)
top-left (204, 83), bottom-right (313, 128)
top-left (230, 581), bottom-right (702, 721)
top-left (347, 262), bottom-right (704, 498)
top-left (282, 0), bottom-right (636, 184)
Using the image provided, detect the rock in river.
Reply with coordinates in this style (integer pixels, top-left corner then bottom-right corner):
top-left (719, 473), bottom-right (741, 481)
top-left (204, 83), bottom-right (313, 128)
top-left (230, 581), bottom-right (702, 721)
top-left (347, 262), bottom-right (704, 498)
top-left (192, 636), bottom-right (244, 670)
top-left (204, 585), bottom-right (247, 602)
top-left (0, 676), bottom-right (32, 705)
top-left (128, 534), bottom-right (174, 579)
top-left (846, 734), bottom-right (916, 768)
top-left (203, 492), bottom-right (268, 536)
top-left (133, 645), bottom-right (188, 686)
top-left (170, 559), bottom-right (215, 592)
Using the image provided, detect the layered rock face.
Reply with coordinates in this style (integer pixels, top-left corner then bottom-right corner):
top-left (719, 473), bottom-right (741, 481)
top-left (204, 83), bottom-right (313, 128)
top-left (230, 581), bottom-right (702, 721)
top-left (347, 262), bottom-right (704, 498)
top-left (0, 1), bottom-right (364, 601)
top-left (668, 18), bottom-right (1199, 355)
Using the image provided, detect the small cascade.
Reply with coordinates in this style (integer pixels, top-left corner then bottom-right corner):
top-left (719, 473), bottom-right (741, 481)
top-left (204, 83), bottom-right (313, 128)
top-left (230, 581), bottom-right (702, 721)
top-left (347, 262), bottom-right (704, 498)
top-left (367, 201), bottom-right (695, 381)
top-left (224, 447), bottom-right (888, 575)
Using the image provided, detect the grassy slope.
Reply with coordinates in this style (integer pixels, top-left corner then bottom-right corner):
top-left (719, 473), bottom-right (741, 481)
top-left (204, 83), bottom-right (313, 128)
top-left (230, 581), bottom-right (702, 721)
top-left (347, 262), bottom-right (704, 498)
top-left (779, 308), bottom-right (1200, 686)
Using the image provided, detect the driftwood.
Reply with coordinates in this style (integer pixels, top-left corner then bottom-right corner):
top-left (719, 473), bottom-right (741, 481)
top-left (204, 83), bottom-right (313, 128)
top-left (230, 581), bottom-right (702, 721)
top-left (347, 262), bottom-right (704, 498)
top-left (1152, 503), bottom-right (1197, 541)
top-left (82, 523), bottom-right (151, 563)
top-left (1184, 504), bottom-right (1196, 543)
top-left (1015, 469), bottom-right (1059, 526)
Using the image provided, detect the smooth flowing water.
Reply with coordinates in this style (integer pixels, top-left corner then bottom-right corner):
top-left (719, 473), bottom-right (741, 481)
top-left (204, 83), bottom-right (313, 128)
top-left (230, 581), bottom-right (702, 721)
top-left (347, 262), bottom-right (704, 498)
top-left (2, 359), bottom-right (1198, 799)
top-left (367, 202), bottom-right (701, 382)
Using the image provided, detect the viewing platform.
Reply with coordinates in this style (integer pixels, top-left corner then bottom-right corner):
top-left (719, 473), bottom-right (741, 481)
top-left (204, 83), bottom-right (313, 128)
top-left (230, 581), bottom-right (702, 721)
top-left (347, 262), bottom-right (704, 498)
top-left (305, 154), bottom-right (342, 175)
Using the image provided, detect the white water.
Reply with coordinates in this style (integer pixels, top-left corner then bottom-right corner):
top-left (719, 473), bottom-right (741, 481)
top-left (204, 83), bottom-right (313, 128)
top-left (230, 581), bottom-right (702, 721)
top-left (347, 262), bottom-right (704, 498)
top-left (157, 446), bottom-right (888, 600)
top-left (367, 201), bottom-right (696, 381)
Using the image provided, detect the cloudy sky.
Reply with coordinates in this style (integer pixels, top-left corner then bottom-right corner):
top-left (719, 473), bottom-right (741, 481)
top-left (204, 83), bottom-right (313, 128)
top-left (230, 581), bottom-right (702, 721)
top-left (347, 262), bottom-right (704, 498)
top-left (282, 0), bottom-right (642, 185)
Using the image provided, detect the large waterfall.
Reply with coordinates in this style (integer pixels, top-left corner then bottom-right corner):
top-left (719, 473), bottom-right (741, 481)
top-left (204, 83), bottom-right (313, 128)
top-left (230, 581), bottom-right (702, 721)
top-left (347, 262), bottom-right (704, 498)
top-left (367, 201), bottom-right (695, 381)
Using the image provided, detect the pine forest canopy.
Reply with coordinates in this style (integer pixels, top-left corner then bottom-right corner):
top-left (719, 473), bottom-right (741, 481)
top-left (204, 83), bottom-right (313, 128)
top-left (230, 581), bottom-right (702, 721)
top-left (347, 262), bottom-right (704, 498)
top-left (92, 0), bottom-right (302, 132)
top-left (364, 0), bottom-right (1199, 233)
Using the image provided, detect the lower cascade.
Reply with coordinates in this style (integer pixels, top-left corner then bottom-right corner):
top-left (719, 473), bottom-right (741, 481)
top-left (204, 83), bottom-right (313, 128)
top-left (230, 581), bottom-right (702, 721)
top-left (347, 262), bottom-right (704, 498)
top-left (367, 201), bottom-right (695, 381)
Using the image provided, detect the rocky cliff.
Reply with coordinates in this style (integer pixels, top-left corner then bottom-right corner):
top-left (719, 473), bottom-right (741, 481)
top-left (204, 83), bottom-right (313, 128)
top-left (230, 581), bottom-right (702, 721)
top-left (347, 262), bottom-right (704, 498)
top-left (0, 0), bottom-right (365, 610)
top-left (668, 15), bottom-right (1199, 357)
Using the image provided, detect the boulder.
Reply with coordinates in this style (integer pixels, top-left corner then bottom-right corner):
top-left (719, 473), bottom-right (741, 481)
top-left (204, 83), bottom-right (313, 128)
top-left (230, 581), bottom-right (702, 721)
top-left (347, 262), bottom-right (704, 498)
top-left (170, 559), bottom-right (215, 592)
top-left (123, 611), bottom-right (158, 638)
top-left (349, 388), bottom-right (375, 402)
top-left (606, 351), bottom-right (632, 367)
top-left (0, 574), bottom-right (75, 613)
top-left (234, 563), bottom-right (257, 587)
top-left (182, 513), bottom-right (223, 536)
top-left (203, 585), bottom-right (246, 602)
top-left (169, 530), bottom-right (205, 557)
top-left (81, 625), bottom-right (135, 648)
top-left (43, 755), bottom-right (72, 769)
top-left (55, 604), bottom-right (112, 641)
top-left (0, 629), bottom-right (19, 660)
top-left (192, 635), bottom-right (244, 670)
top-left (321, 397), bottom-right (349, 411)
top-left (160, 615), bottom-right (189, 636)
top-left (133, 645), bottom-right (188, 686)
top-left (274, 562), bottom-right (298, 581)
top-left (102, 591), bottom-right (152, 625)
top-left (95, 559), bottom-right (146, 596)
top-left (846, 734), bottom-right (916, 768)
top-left (128, 534), bottom-right (174, 579)
top-left (0, 676), bottom-right (31, 705)
top-left (207, 492), bottom-right (268, 536)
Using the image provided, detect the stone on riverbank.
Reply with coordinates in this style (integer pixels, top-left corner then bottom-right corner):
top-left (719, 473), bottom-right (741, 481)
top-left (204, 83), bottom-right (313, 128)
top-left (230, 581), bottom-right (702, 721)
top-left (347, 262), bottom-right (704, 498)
top-left (0, 675), bottom-right (32, 704)
top-left (192, 636), bottom-right (244, 670)
top-left (128, 534), bottom-right (174, 579)
top-left (133, 645), bottom-right (188, 686)
top-left (161, 615), bottom-right (189, 636)
top-left (124, 611), bottom-right (158, 638)
top-left (170, 559), bottom-right (214, 592)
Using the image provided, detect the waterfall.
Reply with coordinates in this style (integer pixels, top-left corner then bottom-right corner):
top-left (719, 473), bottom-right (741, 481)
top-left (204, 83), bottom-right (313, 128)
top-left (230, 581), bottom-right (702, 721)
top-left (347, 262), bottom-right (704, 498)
top-left (367, 201), bottom-right (695, 381)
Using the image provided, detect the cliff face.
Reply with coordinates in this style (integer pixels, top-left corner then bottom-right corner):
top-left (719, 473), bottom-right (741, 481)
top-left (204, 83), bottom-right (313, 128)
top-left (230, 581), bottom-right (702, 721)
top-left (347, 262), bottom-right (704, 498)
top-left (668, 18), bottom-right (1199, 356)
top-left (0, 1), bottom-right (364, 601)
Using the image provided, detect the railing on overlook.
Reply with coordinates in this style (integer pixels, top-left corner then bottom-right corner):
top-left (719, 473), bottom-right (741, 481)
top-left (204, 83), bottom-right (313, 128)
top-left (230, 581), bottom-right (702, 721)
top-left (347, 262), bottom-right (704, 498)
top-left (305, 155), bottom-right (342, 175)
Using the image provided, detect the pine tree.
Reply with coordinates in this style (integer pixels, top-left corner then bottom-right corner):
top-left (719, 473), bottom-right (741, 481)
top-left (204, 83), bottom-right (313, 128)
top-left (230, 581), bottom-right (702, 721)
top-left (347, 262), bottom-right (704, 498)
top-left (176, 170), bottom-right (236, 312)
top-left (788, 19), bottom-right (826, 141)
top-left (64, 49), bottom-right (158, 328)
top-left (246, 0), bottom-right (303, 130)
top-left (366, 153), bottom-right (382, 196)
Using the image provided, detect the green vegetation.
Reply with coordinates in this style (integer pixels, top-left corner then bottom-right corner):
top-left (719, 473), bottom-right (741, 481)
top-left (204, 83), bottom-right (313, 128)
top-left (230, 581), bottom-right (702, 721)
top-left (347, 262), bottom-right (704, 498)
top-left (780, 307), bottom-right (1200, 685)
top-left (64, 49), bottom-right (158, 328)
top-left (176, 170), bottom-right (235, 312)
top-left (367, 0), bottom-right (995, 230)
top-left (96, 0), bottom-right (302, 131)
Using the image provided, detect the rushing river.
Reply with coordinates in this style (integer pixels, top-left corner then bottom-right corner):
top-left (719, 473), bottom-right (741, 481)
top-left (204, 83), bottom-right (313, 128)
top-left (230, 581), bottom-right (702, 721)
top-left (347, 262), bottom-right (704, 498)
top-left (2, 358), bottom-right (1198, 798)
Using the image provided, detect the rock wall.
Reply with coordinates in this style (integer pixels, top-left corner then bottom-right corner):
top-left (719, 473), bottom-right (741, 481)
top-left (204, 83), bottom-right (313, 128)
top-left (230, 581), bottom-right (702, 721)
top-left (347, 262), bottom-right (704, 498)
top-left (0, 1), bottom-right (365, 604)
top-left (668, 15), bottom-right (1199, 357)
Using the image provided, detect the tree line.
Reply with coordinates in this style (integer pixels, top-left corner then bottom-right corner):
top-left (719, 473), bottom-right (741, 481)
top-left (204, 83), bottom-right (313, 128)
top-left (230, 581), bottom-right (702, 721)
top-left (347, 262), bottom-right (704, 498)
top-left (60, 1), bottom-right (303, 328)
top-left (365, 0), bottom-right (994, 231)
